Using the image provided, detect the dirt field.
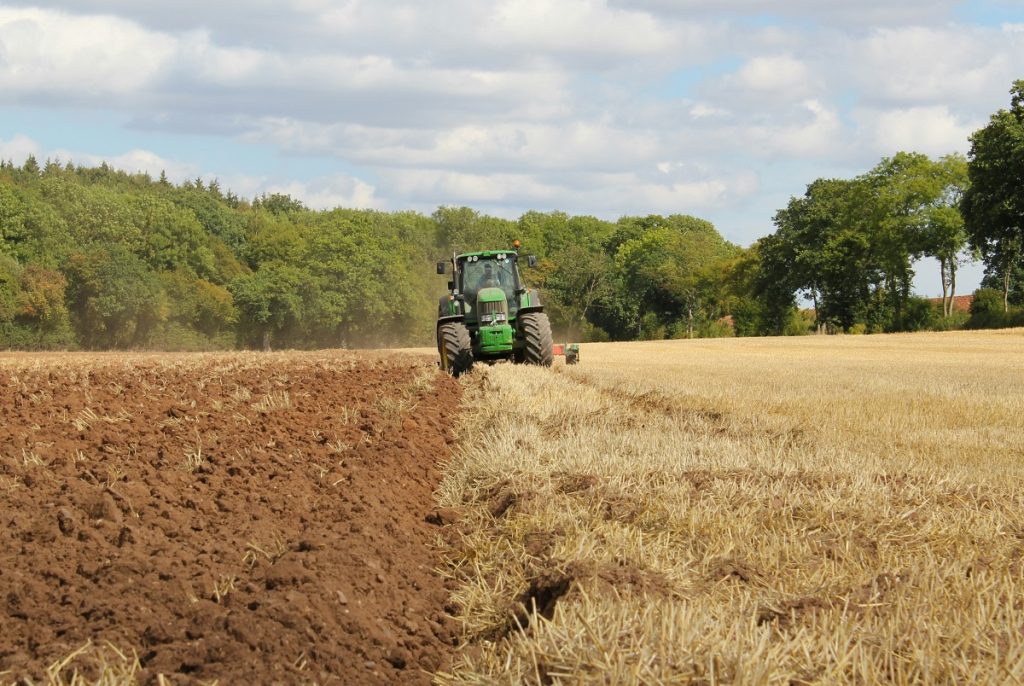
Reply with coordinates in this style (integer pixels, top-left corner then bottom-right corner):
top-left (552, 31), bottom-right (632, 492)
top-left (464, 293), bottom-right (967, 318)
top-left (0, 351), bottom-right (460, 684)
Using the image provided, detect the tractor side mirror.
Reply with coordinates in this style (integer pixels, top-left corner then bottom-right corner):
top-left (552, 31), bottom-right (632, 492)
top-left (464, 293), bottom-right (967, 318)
top-left (447, 280), bottom-right (455, 291)
top-left (437, 261), bottom-right (447, 274)
top-left (527, 255), bottom-right (538, 268)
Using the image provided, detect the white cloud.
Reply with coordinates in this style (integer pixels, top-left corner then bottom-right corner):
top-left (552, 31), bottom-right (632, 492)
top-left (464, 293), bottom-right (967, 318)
top-left (265, 175), bottom-right (382, 211)
top-left (0, 5), bottom-right (573, 125)
top-left (621, 173), bottom-right (759, 214)
top-left (610, 0), bottom-right (960, 26)
top-left (676, 99), bottom-right (844, 161)
top-left (244, 118), bottom-right (665, 173)
top-left (0, 134), bottom-right (41, 163)
top-left (0, 8), bottom-right (175, 98)
top-left (0, 0), bottom-right (1019, 269)
top-left (854, 106), bottom-right (977, 157)
top-left (689, 103), bottom-right (727, 119)
top-left (481, 0), bottom-right (681, 57)
top-left (846, 26), bottom-right (1024, 108)
top-left (764, 99), bottom-right (844, 158)
top-left (381, 166), bottom-right (758, 217)
top-left (730, 55), bottom-right (813, 96)
top-left (45, 146), bottom-right (199, 181)
top-left (384, 169), bottom-right (556, 206)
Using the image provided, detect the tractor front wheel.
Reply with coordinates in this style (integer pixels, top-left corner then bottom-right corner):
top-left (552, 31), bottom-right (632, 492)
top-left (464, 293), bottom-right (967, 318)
top-left (518, 312), bottom-right (553, 367)
top-left (438, 322), bottom-right (474, 376)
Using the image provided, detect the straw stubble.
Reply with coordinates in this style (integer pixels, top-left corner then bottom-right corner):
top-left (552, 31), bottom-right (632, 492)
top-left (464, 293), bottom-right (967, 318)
top-left (436, 329), bottom-right (1024, 685)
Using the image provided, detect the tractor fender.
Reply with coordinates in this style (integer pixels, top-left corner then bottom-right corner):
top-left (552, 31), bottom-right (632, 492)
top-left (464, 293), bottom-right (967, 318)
top-left (516, 304), bottom-right (544, 317)
top-left (438, 295), bottom-right (463, 318)
top-left (517, 288), bottom-right (543, 312)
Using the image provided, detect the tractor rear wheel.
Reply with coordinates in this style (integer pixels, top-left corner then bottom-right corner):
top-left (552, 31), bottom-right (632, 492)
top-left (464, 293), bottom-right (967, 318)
top-left (438, 322), bottom-right (473, 376)
top-left (518, 312), bottom-right (553, 367)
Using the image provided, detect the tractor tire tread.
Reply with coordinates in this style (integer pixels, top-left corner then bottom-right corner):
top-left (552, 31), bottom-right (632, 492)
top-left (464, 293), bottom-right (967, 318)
top-left (438, 322), bottom-right (473, 376)
top-left (519, 312), bottom-right (553, 367)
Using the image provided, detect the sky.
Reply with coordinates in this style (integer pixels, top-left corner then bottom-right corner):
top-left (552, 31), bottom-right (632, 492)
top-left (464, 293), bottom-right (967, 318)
top-left (1, 1), bottom-right (1023, 296)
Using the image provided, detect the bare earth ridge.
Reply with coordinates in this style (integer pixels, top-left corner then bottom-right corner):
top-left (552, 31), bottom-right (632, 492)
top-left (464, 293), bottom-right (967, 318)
top-left (0, 351), bottom-right (460, 684)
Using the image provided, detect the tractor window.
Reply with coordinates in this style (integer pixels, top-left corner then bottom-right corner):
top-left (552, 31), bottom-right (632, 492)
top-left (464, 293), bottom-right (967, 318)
top-left (460, 257), bottom-right (518, 313)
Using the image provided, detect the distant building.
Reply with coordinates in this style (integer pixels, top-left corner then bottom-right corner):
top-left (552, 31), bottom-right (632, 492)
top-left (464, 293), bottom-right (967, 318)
top-left (928, 295), bottom-right (974, 313)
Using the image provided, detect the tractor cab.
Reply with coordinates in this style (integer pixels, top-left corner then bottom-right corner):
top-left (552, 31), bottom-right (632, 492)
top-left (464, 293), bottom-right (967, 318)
top-left (436, 250), bottom-right (539, 322)
top-left (455, 252), bottom-right (522, 321)
top-left (435, 246), bottom-right (550, 375)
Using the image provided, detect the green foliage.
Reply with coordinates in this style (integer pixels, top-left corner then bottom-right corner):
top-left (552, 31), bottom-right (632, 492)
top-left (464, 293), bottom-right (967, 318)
top-left (0, 255), bottom-right (75, 349)
top-left (760, 177), bottom-right (875, 332)
top-left (160, 270), bottom-right (236, 338)
top-left (0, 254), bottom-right (21, 322)
top-left (2, 113), bottom-right (1019, 352)
top-left (967, 287), bottom-right (1024, 329)
top-left (786, 309), bottom-right (815, 336)
top-left (544, 244), bottom-right (617, 340)
top-left (148, 322), bottom-right (235, 352)
top-left (173, 184), bottom-right (250, 251)
top-left (760, 149), bottom-right (980, 334)
top-left (971, 288), bottom-right (1007, 317)
top-left (614, 215), bottom-right (737, 339)
top-left (930, 309), bottom-right (971, 332)
top-left (980, 260), bottom-right (1024, 308)
top-left (962, 80), bottom-right (1024, 310)
top-left (64, 244), bottom-right (166, 348)
top-left (253, 193), bottom-right (307, 216)
top-left (229, 263), bottom-right (309, 349)
top-left (432, 206), bottom-right (519, 260)
top-left (303, 210), bottom-right (431, 347)
top-left (901, 296), bottom-right (940, 332)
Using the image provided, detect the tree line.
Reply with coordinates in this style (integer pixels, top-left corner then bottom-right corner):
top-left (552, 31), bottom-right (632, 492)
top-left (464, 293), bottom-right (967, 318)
top-left (758, 80), bottom-right (1024, 334)
top-left (1, 81), bottom-right (1021, 350)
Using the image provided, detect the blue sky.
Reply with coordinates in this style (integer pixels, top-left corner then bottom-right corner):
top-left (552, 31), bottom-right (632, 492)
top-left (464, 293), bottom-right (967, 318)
top-left (2, 0), bottom-right (1023, 295)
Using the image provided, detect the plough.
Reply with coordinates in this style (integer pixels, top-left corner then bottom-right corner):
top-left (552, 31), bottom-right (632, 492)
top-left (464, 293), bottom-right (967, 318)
top-left (552, 343), bottom-right (580, 365)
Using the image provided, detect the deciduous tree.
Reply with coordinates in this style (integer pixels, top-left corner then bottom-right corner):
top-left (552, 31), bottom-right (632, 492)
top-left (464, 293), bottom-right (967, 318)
top-left (962, 80), bottom-right (1024, 312)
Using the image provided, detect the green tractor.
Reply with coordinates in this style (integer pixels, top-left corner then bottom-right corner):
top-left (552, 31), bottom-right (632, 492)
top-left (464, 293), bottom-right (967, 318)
top-left (436, 246), bottom-right (553, 376)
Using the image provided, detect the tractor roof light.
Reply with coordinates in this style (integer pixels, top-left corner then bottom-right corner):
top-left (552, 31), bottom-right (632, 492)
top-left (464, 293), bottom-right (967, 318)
top-left (512, 239), bottom-right (521, 249)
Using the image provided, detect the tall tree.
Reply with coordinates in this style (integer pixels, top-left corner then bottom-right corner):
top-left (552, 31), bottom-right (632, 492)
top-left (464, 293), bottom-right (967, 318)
top-left (920, 154), bottom-right (970, 317)
top-left (764, 178), bottom-right (877, 332)
top-left (615, 215), bottom-right (735, 338)
top-left (962, 80), bottom-right (1024, 312)
top-left (229, 263), bottom-right (308, 351)
top-left (545, 244), bottom-right (616, 340)
top-left (63, 245), bottom-right (165, 349)
top-left (862, 152), bottom-right (940, 329)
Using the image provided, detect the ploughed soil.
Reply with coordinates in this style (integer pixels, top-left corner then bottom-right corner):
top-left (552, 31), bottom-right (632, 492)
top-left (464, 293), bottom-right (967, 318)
top-left (0, 351), bottom-right (461, 684)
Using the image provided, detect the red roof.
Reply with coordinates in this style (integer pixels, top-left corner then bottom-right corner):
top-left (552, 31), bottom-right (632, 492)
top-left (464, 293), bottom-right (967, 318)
top-left (928, 295), bottom-right (973, 313)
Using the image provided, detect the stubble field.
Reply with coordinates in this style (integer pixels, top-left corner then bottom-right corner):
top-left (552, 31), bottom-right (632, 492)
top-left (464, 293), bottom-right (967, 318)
top-left (438, 329), bottom-right (1024, 684)
top-left (1, 329), bottom-right (1022, 684)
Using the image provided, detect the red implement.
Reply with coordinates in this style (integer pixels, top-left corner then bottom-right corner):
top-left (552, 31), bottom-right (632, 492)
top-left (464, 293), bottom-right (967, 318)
top-left (550, 343), bottom-right (579, 364)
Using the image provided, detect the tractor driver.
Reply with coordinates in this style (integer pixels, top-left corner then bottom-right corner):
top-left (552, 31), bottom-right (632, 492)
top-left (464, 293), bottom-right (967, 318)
top-left (475, 262), bottom-right (501, 291)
